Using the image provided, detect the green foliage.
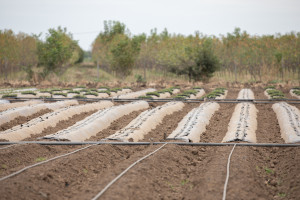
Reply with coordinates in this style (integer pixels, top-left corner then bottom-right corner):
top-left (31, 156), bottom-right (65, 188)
top-left (264, 85), bottom-right (276, 90)
top-left (2, 94), bottom-right (17, 98)
top-left (264, 167), bottom-right (274, 174)
top-left (37, 27), bottom-right (77, 78)
top-left (79, 89), bottom-right (89, 92)
top-left (76, 86), bottom-right (86, 88)
top-left (193, 86), bottom-right (202, 89)
top-left (39, 90), bottom-right (52, 94)
top-left (169, 39), bottom-right (220, 82)
top-left (21, 91), bottom-right (36, 95)
top-left (67, 90), bottom-right (80, 94)
top-left (175, 89), bottom-right (198, 99)
top-left (202, 88), bottom-right (226, 99)
top-left (35, 157), bottom-right (46, 162)
top-left (53, 92), bottom-right (67, 97)
top-left (293, 90), bottom-right (300, 96)
top-left (135, 74), bottom-right (146, 84)
top-left (146, 92), bottom-right (160, 97)
top-left (84, 92), bottom-right (98, 96)
top-left (266, 89), bottom-right (285, 99)
top-left (98, 90), bottom-right (111, 95)
top-left (110, 88), bottom-right (122, 93)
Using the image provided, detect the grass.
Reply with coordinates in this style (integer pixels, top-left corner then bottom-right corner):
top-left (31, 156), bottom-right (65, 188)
top-left (35, 157), bottom-right (47, 162)
top-left (264, 167), bottom-right (274, 174)
top-left (277, 193), bottom-right (286, 197)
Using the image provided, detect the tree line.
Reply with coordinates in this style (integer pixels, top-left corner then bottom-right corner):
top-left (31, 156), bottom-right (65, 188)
top-left (92, 21), bottom-right (300, 82)
top-left (1, 22), bottom-right (299, 83)
top-left (0, 27), bottom-right (83, 81)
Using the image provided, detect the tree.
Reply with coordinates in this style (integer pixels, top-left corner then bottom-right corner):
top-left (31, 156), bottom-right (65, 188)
top-left (37, 27), bottom-right (77, 78)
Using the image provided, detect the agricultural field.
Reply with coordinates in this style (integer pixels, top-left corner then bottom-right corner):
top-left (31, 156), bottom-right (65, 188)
top-left (0, 85), bottom-right (299, 200)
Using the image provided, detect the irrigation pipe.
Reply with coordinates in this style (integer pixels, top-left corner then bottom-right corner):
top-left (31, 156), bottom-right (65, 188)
top-left (222, 144), bottom-right (237, 200)
top-left (0, 141), bottom-right (300, 147)
top-left (0, 144), bottom-right (19, 150)
top-left (0, 144), bottom-right (97, 182)
top-left (91, 143), bottom-right (168, 200)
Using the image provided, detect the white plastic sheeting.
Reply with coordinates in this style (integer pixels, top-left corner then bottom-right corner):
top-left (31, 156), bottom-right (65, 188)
top-left (290, 89), bottom-right (300, 99)
top-left (116, 88), bottom-right (156, 99)
top-left (237, 89), bottom-right (255, 99)
top-left (222, 102), bottom-right (258, 143)
top-left (172, 89), bottom-right (180, 94)
top-left (43, 101), bottom-right (149, 141)
top-left (167, 102), bottom-right (219, 142)
top-left (272, 102), bottom-right (300, 143)
top-left (0, 100), bottom-right (9, 104)
top-left (0, 100), bottom-right (78, 126)
top-left (0, 100), bottom-right (43, 112)
top-left (0, 101), bottom-right (113, 142)
top-left (188, 89), bottom-right (206, 99)
top-left (107, 102), bottom-right (184, 142)
top-left (151, 92), bottom-right (171, 99)
top-left (111, 89), bottom-right (133, 98)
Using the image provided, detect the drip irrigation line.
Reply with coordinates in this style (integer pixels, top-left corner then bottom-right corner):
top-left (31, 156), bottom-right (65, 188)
top-left (0, 144), bottom-right (19, 150)
top-left (222, 144), bottom-right (237, 200)
top-left (4, 97), bottom-right (300, 103)
top-left (91, 143), bottom-right (168, 200)
top-left (0, 144), bottom-right (97, 182)
top-left (0, 141), bottom-right (300, 147)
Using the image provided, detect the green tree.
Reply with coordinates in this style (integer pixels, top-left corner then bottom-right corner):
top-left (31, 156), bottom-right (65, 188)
top-left (37, 27), bottom-right (77, 78)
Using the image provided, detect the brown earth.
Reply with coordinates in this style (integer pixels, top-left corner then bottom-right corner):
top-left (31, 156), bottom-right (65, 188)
top-left (0, 109), bottom-right (52, 132)
top-left (0, 144), bottom-right (299, 200)
top-left (0, 88), bottom-right (299, 200)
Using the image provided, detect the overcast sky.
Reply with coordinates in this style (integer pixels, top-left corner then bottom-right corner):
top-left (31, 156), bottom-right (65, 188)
top-left (1, 0), bottom-right (300, 50)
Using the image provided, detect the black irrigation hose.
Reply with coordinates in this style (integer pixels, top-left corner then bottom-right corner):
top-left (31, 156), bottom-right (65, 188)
top-left (0, 141), bottom-right (300, 147)
top-left (3, 97), bottom-right (300, 104)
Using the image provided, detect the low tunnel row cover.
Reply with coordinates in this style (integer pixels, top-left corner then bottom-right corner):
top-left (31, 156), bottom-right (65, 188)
top-left (273, 102), bottom-right (300, 143)
top-left (167, 102), bottom-right (219, 142)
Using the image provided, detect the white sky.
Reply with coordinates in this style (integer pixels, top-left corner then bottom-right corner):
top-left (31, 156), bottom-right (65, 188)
top-left (1, 0), bottom-right (300, 50)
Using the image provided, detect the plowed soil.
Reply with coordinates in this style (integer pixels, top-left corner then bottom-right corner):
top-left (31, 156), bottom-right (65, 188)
top-left (0, 87), bottom-right (299, 200)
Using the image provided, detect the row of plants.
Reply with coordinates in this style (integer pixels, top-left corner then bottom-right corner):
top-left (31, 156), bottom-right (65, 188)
top-left (265, 88), bottom-right (285, 99)
top-left (139, 87), bottom-right (180, 99)
top-left (174, 89), bottom-right (199, 100)
top-left (201, 88), bottom-right (227, 99)
top-left (291, 87), bottom-right (300, 96)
